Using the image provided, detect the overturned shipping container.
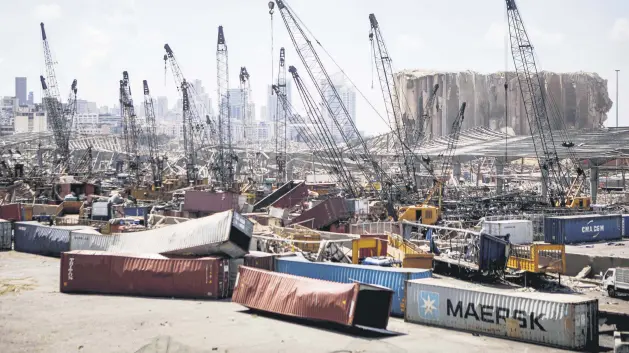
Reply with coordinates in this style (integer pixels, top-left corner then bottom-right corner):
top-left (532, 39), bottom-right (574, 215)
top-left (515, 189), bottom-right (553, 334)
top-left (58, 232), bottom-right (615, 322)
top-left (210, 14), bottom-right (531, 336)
top-left (276, 256), bottom-right (431, 316)
top-left (70, 210), bottom-right (253, 258)
top-left (289, 198), bottom-right (349, 230)
top-left (0, 219), bottom-right (11, 250)
top-left (60, 250), bottom-right (230, 299)
top-left (232, 266), bottom-right (393, 330)
top-left (253, 180), bottom-right (308, 211)
top-left (14, 223), bottom-right (91, 256)
top-left (405, 277), bottom-right (598, 351)
top-left (544, 214), bottom-right (622, 244)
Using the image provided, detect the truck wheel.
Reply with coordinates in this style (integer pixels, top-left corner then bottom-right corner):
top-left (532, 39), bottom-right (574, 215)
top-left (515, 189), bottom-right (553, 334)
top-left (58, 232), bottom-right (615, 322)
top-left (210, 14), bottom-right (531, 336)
top-left (608, 287), bottom-right (616, 298)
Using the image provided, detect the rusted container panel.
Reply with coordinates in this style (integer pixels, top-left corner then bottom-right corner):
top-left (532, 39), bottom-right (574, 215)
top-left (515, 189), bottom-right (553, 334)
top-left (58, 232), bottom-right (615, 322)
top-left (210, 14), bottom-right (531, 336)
top-left (242, 251), bottom-right (295, 271)
top-left (232, 266), bottom-right (393, 329)
top-left (405, 277), bottom-right (598, 351)
top-left (253, 180), bottom-right (305, 211)
top-left (183, 191), bottom-right (237, 213)
top-left (0, 219), bottom-right (11, 250)
top-left (270, 181), bottom-right (309, 209)
top-left (60, 250), bottom-right (230, 299)
top-left (289, 198), bottom-right (349, 230)
top-left (0, 203), bottom-right (21, 222)
top-left (359, 234), bottom-right (388, 258)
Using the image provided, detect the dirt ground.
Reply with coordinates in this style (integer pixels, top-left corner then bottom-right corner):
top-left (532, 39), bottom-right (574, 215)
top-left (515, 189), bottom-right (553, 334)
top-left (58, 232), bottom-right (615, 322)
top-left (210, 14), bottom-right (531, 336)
top-left (0, 251), bottom-right (616, 353)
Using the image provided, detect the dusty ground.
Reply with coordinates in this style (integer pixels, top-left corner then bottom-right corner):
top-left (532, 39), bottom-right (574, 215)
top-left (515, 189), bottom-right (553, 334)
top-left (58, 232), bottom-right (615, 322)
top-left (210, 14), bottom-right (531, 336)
top-left (0, 251), bottom-right (614, 353)
top-left (566, 240), bottom-right (629, 258)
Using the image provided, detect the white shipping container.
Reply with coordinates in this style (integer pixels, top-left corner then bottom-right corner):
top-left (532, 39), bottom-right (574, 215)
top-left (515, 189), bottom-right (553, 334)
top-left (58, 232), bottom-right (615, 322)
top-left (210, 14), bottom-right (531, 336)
top-left (405, 277), bottom-right (598, 351)
top-left (356, 199), bottom-right (369, 215)
top-left (481, 220), bottom-right (533, 244)
top-left (92, 202), bottom-right (109, 217)
top-left (268, 206), bottom-right (288, 219)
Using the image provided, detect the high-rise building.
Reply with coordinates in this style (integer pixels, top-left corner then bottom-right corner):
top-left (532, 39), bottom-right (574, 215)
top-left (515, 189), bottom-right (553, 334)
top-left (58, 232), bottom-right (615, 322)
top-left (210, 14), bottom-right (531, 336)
top-left (14, 104), bottom-right (47, 133)
top-left (15, 77), bottom-right (27, 106)
top-left (156, 96), bottom-right (168, 119)
top-left (266, 82), bottom-right (292, 123)
top-left (321, 73), bottom-right (356, 142)
top-left (27, 92), bottom-right (34, 106)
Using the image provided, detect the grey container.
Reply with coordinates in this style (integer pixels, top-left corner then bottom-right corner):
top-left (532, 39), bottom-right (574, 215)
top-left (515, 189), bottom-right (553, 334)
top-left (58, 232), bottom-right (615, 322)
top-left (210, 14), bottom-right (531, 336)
top-left (13, 222), bottom-right (73, 256)
top-left (478, 233), bottom-right (508, 271)
top-left (0, 219), bottom-right (11, 250)
top-left (544, 214), bottom-right (622, 244)
top-left (405, 277), bottom-right (598, 351)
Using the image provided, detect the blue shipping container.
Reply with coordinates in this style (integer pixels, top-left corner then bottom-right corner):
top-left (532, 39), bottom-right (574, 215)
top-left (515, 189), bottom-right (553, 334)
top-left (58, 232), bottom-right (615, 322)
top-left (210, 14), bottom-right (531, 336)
top-left (13, 222), bottom-right (72, 256)
top-left (623, 215), bottom-right (629, 237)
top-left (123, 206), bottom-right (149, 217)
top-left (275, 256), bottom-right (431, 316)
top-left (544, 214), bottom-right (622, 244)
top-left (478, 233), bottom-right (508, 271)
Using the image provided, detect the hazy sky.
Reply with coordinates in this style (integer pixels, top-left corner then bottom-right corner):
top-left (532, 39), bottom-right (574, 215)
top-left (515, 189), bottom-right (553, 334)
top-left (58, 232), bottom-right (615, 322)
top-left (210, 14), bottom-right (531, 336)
top-left (0, 0), bottom-right (627, 134)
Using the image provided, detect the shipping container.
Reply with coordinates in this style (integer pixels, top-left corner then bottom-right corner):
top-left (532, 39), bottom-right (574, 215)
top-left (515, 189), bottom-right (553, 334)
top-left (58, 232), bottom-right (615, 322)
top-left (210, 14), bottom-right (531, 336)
top-left (123, 206), bottom-right (150, 217)
top-left (623, 214), bottom-right (629, 237)
top-left (232, 266), bottom-right (393, 330)
top-left (289, 198), bottom-right (349, 230)
top-left (0, 203), bottom-right (21, 222)
top-left (253, 180), bottom-right (306, 211)
top-left (243, 251), bottom-right (278, 271)
top-left (482, 220), bottom-right (533, 244)
top-left (405, 277), bottom-right (598, 351)
top-left (182, 191), bottom-right (237, 213)
top-left (478, 233), bottom-right (509, 272)
top-left (544, 214), bottom-right (622, 244)
top-left (70, 231), bottom-right (116, 251)
top-left (91, 202), bottom-right (109, 220)
top-left (276, 256), bottom-right (431, 316)
top-left (0, 219), bottom-right (11, 250)
top-left (60, 251), bottom-right (230, 299)
top-left (70, 210), bottom-right (253, 258)
top-left (13, 222), bottom-right (91, 256)
top-left (228, 258), bottom-right (244, 295)
top-left (268, 206), bottom-right (288, 219)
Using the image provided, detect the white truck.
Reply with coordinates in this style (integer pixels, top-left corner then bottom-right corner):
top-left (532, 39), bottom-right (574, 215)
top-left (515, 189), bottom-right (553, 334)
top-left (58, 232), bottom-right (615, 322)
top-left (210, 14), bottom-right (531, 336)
top-left (602, 267), bottom-right (629, 298)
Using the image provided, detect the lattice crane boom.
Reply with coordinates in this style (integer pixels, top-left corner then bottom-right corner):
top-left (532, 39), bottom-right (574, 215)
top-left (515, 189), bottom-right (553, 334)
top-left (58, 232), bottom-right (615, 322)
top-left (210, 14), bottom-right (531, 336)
top-left (120, 71), bottom-right (141, 178)
top-left (181, 80), bottom-right (197, 183)
top-left (216, 26), bottom-right (234, 187)
top-left (143, 80), bottom-right (163, 187)
top-left (506, 0), bottom-right (573, 204)
top-left (274, 48), bottom-right (288, 183)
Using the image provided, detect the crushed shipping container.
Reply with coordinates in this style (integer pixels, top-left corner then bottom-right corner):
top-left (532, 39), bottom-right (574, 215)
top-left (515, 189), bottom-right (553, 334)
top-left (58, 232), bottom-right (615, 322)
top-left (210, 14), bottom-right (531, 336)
top-left (288, 198), bottom-right (349, 229)
top-left (253, 180), bottom-right (307, 211)
top-left (70, 210), bottom-right (253, 258)
top-left (60, 250), bottom-right (230, 298)
top-left (243, 251), bottom-right (296, 271)
top-left (545, 214), bottom-right (622, 244)
top-left (405, 277), bottom-right (598, 351)
top-left (0, 219), bottom-right (11, 250)
top-left (232, 266), bottom-right (393, 330)
top-left (276, 256), bottom-right (431, 316)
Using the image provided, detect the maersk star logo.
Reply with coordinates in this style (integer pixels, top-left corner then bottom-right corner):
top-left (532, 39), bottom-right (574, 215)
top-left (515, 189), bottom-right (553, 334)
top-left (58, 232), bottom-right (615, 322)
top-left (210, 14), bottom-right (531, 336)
top-left (419, 290), bottom-right (439, 320)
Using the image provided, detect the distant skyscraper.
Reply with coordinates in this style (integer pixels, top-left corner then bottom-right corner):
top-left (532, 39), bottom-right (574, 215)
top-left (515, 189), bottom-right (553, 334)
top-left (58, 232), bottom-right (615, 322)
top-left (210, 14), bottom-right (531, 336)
top-left (157, 96), bottom-right (168, 119)
top-left (27, 92), bottom-right (34, 106)
top-left (267, 81), bottom-right (292, 123)
top-left (321, 73), bottom-right (356, 142)
top-left (15, 77), bottom-right (27, 105)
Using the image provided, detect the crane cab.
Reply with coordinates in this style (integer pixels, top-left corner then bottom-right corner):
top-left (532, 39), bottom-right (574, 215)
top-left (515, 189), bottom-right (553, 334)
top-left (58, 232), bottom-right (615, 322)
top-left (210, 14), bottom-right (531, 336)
top-left (398, 205), bottom-right (440, 225)
top-left (563, 196), bottom-right (591, 209)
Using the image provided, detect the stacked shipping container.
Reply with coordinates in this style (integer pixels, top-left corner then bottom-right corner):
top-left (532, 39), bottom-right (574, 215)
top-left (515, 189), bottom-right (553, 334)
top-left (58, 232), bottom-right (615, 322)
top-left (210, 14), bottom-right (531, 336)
top-left (544, 214), bottom-right (622, 244)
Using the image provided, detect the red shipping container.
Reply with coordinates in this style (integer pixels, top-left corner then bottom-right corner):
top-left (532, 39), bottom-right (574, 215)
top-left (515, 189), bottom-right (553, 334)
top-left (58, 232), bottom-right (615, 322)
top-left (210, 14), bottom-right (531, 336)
top-left (0, 203), bottom-right (21, 222)
top-left (60, 251), bottom-right (230, 299)
top-left (183, 191), bottom-right (237, 213)
top-left (359, 234), bottom-right (388, 258)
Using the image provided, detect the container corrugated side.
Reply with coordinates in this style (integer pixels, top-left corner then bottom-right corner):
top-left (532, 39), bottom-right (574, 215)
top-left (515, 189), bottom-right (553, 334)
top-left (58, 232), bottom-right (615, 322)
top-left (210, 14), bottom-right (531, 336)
top-left (70, 231), bottom-right (117, 251)
top-left (478, 233), bottom-right (508, 271)
top-left (544, 214), bottom-right (622, 244)
top-left (0, 220), bottom-right (11, 250)
top-left (13, 222), bottom-right (71, 256)
top-left (405, 277), bottom-right (598, 351)
top-left (276, 256), bottom-right (431, 316)
top-left (60, 250), bottom-right (230, 299)
top-left (623, 214), bottom-right (629, 237)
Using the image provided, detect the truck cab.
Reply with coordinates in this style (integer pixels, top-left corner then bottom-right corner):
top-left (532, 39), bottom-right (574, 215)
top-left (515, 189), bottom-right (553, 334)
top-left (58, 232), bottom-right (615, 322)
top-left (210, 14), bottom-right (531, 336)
top-left (398, 205), bottom-right (440, 225)
top-left (602, 267), bottom-right (629, 298)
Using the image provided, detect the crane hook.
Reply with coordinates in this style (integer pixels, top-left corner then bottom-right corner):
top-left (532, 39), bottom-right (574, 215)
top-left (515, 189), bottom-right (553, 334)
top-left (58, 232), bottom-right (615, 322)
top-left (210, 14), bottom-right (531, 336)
top-left (268, 1), bottom-right (275, 14)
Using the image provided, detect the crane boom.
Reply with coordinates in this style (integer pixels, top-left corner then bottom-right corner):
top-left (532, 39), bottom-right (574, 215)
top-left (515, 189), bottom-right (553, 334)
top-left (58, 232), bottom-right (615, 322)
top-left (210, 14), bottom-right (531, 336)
top-left (416, 84), bottom-right (439, 143)
top-left (181, 80), bottom-right (197, 183)
top-left (506, 0), bottom-right (572, 204)
top-left (274, 48), bottom-right (287, 183)
top-left (143, 80), bottom-right (163, 187)
top-left (120, 71), bottom-right (141, 180)
top-left (216, 26), bottom-right (234, 188)
top-left (274, 0), bottom-right (400, 204)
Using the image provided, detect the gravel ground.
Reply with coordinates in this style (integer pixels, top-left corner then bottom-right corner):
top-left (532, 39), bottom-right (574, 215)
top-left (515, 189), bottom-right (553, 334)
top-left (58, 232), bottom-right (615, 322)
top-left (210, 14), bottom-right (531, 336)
top-left (0, 251), bottom-right (614, 353)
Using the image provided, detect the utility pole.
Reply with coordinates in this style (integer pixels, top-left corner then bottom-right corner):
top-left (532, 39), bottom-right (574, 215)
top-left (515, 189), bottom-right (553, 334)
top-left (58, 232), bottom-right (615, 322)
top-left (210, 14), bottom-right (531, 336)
top-left (616, 69), bottom-right (620, 128)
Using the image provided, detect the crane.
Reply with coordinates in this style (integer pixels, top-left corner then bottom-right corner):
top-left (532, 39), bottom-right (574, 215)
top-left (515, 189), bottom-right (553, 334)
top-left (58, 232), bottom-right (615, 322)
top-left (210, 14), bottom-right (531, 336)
top-left (398, 102), bottom-right (466, 225)
top-left (143, 80), bottom-right (164, 188)
top-left (216, 26), bottom-right (234, 188)
top-left (415, 84), bottom-right (439, 144)
top-left (290, 66), bottom-right (361, 197)
top-left (164, 43), bottom-right (214, 184)
top-left (274, 48), bottom-right (288, 184)
top-left (368, 14), bottom-right (415, 186)
top-left (119, 71), bottom-right (141, 180)
top-left (274, 0), bottom-right (402, 213)
top-left (39, 22), bottom-right (77, 174)
top-left (239, 67), bottom-right (256, 179)
top-left (506, 0), bottom-right (588, 208)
